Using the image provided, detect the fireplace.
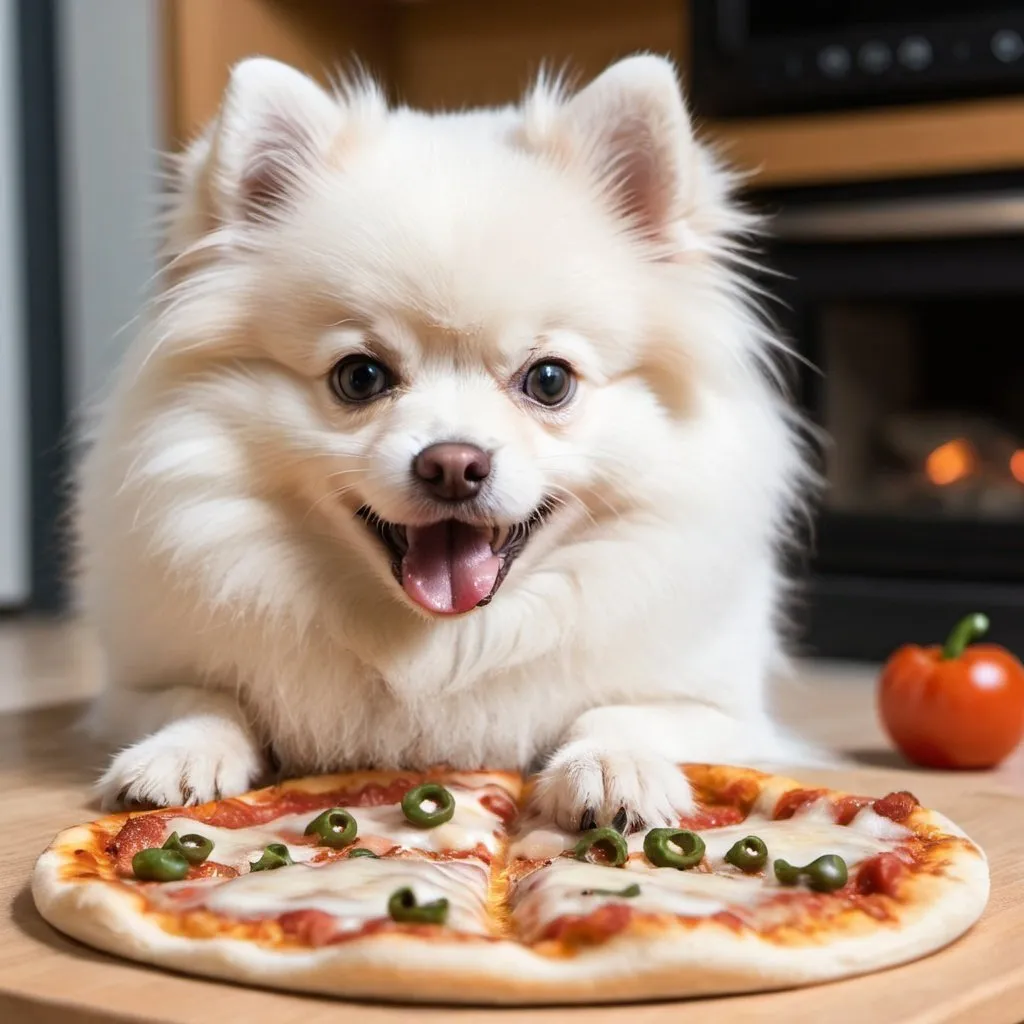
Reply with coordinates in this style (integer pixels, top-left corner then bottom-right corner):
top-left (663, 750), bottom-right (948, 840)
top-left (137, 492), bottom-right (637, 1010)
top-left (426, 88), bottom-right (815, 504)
top-left (755, 174), bottom-right (1024, 660)
top-left (821, 298), bottom-right (1024, 522)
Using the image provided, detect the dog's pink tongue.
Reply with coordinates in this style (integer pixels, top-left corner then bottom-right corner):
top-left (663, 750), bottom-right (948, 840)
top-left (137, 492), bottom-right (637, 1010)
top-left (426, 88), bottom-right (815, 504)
top-left (402, 522), bottom-right (500, 615)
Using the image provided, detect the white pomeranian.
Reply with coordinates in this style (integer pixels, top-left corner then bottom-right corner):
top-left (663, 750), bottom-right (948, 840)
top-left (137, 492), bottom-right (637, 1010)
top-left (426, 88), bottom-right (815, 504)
top-left (78, 53), bottom-right (816, 830)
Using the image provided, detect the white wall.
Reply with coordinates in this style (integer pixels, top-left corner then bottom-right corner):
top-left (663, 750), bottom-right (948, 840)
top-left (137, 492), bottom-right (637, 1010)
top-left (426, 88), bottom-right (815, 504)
top-left (57, 0), bottom-right (163, 417)
top-left (0, 0), bottom-right (30, 604)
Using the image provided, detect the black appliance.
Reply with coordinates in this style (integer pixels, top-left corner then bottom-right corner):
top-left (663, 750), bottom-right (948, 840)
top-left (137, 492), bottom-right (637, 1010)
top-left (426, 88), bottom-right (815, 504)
top-left (690, 1), bottom-right (1024, 118)
top-left (757, 174), bottom-right (1024, 661)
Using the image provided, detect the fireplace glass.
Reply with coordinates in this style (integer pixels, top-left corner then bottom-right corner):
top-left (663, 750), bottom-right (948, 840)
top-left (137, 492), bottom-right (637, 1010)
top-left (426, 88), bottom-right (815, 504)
top-left (762, 221), bottom-right (1024, 659)
top-left (820, 298), bottom-right (1024, 523)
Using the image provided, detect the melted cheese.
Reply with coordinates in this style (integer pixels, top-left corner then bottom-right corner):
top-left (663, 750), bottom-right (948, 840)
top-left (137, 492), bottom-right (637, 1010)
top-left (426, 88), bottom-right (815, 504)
top-left (507, 828), bottom-right (572, 862)
top-left (509, 802), bottom-right (911, 871)
top-left (159, 783), bottom-right (503, 870)
top-left (696, 808), bottom-right (910, 870)
top-left (507, 800), bottom-right (913, 940)
top-left (161, 817), bottom-right (321, 872)
top-left (160, 856), bottom-right (491, 935)
top-left (512, 858), bottom-right (768, 941)
top-left (295, 795), bottom-right (503, 854)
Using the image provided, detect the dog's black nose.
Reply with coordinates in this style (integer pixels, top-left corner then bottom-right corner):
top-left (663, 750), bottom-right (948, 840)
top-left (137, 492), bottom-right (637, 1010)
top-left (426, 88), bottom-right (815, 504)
top-left (413, 443), bottom-right (491, 502)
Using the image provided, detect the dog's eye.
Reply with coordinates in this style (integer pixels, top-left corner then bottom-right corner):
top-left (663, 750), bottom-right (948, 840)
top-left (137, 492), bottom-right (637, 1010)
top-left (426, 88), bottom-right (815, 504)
top-left (523, 361), bottom-right (575, 407)
top-left (330, 356), bottom-right (393, 403)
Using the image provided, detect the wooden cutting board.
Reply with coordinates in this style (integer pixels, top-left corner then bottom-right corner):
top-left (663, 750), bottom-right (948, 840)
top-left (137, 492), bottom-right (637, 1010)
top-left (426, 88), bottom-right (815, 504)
top-left (2, 702), bottom-right (1023, 1024)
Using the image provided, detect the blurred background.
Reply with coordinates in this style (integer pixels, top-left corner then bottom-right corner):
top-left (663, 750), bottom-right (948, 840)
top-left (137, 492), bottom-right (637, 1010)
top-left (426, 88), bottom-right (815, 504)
top-left (2, 0), bottom-right (1024, 687)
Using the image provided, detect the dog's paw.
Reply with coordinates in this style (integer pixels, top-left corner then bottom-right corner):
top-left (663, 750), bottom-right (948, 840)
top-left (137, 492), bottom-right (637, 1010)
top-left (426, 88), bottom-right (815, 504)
top-left (530, 740), bottom-right (695, 833)
top-left (97, 715), bottom-right (264, 809)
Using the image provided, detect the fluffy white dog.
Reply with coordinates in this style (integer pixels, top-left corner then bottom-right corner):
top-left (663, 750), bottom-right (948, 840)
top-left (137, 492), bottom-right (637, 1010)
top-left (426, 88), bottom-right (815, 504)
top-left (78, 53), bottom-right (815, 830)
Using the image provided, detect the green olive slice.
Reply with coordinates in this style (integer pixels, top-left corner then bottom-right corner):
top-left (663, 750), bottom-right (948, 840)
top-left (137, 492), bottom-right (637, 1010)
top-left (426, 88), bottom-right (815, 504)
top-left (774, 854), bottom-right (848, 892)
top-left (401, 784), bottom-right (456, 828)
top-left (573, 827), bottom-right (629, 867)
top-left (132, 848), bottom-right (190, 882)
top-left (347, 847), bottom-right (379, 859)
top-left (643, 828), bottom-right (705, 869)
top-left (774, 858), bottom-right (801, 886)
top-left (304, 808), bottom-right (358, 848)
top-left (161, 831), bottom-right (214, 866)
top-left (387, 887), bottom-right (449, 925)
top-left (802, 854), bottom-right (849, 892)
top-left (723, 835), bottom-right (768, 873)
top-left (249, 843), bottom-right (294, 871)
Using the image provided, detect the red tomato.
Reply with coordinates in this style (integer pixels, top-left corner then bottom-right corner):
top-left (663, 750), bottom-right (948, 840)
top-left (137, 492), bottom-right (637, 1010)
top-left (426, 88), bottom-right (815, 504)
top-left (878, 614), bottom-right (1024, 769)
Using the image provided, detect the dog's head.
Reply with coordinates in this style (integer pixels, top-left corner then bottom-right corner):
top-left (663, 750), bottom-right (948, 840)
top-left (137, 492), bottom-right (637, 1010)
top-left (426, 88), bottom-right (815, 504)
top-left (152, 55), bottom-right (762, 620)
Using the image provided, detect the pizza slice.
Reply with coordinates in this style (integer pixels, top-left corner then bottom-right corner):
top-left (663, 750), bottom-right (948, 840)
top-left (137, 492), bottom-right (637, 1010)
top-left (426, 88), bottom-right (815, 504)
top-left (505, 766), bottom-right (990, 999)
top-left (35, 769), bottom-right (519, 959)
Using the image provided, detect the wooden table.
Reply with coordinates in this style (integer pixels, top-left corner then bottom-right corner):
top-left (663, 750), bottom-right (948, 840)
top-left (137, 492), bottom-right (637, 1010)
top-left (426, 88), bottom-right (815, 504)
top-left (2, 660), bottom-right (1024, 1023)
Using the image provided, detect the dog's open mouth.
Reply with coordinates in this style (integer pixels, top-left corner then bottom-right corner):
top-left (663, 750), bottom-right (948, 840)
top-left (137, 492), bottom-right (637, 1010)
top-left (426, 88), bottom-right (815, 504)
top-left (356, 503), bottom-right (552, 616)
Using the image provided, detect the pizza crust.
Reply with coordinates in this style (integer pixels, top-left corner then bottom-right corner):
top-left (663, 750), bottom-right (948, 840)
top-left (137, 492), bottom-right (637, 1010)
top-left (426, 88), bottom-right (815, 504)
top-left (32, 834), bottom-right (989, 1004)
top-left (30, 769), bottom-right (992, 1005)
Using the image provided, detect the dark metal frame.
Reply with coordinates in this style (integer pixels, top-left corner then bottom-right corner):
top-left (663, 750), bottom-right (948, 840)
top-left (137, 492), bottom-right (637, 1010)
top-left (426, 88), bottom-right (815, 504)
top-left (16, 0), bottom-right (68, 611)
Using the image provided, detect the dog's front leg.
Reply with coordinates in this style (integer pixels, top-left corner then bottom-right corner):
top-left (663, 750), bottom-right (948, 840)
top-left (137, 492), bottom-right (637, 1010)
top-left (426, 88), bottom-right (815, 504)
top-left (529, 702), bottom-right (769, 832)
top-left (91, 685), bottom-right (266, 809)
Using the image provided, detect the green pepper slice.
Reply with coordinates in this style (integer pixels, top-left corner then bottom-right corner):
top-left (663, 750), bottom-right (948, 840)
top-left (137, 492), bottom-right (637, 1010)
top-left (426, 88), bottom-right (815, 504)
top-left (573, 827), bottom-right (629, 867)
top-left (387, 887), bottom-right (449, 925)
top-left (161, 831), bottom-right (214, 866)
top-left (774, 858), bottom-right (802, 886)
top-left (132, 848), bottom-right (190, 882)
top-left (304, 808), bottom-right (358, 848)
top-left (347, 847), bottom-right (379, 859)
top-left (723, 835), bottom-right (768, 873)
top-left (401, 784), bottom-right (456, 828)
top-left (774, 853), bottom-right (848, 892)
top-left (643, 828), bottom-right (705, 869)
top-left (802, 854), bottom-right (848, 892)
top-left (250, 843), bottom-right (294, 872)
top-left (581, 882), bottom-right (641, 898)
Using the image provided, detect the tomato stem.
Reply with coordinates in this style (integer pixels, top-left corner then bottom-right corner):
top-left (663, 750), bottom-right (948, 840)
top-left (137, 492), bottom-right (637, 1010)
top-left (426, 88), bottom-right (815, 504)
top-left (941, 613), bottom-right (990, 660)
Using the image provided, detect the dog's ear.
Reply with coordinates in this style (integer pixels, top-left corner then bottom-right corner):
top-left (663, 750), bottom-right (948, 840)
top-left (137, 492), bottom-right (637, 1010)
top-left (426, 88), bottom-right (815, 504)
top-left (177, 58), bottom-right (342, 233)
top-left (522, 55), bottom-right (741, 258)
top-left (210, 58), bottom-right (342, 222)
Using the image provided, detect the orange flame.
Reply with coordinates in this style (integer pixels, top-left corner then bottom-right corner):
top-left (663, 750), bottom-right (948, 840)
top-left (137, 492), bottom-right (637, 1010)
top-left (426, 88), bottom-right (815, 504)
top-left (1011, 450), bottom-right (1024, 485)
top-left (925, 439), bottom-right (975, 486)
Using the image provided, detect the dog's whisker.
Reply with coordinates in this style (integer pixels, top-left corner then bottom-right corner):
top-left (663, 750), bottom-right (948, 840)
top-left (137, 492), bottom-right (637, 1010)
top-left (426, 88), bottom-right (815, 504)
top-left (543, 484), bottom-right (599, 529)
top-left (301, 483), bottom-right (365, 528)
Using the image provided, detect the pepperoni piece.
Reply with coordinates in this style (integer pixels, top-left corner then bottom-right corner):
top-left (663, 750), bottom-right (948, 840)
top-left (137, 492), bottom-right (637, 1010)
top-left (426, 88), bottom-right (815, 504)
top-left (278, 909), bottom-right (340, 947)
top-left (833, 795), bottom-right (874, 826)
top-left (188, 861), bottom-right (239, 880)
top-left (773, 788), bottom-right (828, 821)
top-left (856, 853), bottom-right (907, 896)
top-left (108, 815), bottom-right (172, 876)
top-left (541, 903), bottom-right (633, 945)
top-left (204, 778), bottom-right (502, 829)
top-left (479, 790), bottom-right (518, 827)
top-left (203, 799), bottom-right (269, 828)
top-left (873, 791), bottom-right (919, 823)
top-left (678, 806), bottom-right (746, 830)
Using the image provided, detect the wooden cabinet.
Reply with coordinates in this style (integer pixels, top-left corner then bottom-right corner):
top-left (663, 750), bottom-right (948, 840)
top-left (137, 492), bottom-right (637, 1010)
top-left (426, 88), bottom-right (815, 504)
top-left (162, 0), bottom-right (1024, 188)
top-left (161, 0), bottom-right (687, 145)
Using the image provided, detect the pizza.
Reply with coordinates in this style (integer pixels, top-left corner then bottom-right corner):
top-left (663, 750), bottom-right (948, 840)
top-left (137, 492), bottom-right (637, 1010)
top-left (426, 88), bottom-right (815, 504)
top-left (31, 764), bottom-right (989, 1005)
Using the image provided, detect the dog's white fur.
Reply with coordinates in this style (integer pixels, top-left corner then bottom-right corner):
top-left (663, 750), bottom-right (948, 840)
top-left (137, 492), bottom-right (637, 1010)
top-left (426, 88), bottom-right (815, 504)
top-left (78, 55), bottom-right (817, 828)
